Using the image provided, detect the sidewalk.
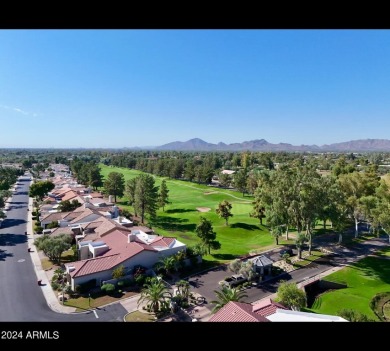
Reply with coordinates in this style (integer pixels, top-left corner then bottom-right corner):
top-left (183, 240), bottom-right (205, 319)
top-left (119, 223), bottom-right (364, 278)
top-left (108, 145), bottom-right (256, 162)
top-left (27, 196), bottom-right (144, 315)
top-left (26, 197), bottom-right (76, 314)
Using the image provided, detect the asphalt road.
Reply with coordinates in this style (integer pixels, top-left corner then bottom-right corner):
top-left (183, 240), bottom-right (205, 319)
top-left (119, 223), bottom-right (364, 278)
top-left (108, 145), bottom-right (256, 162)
top-left (0, 176), bottom-right (127, 322)
top-left (1, 175), bottom-right (387, 321)
top-left (188, 237), bottom-right (388, 308)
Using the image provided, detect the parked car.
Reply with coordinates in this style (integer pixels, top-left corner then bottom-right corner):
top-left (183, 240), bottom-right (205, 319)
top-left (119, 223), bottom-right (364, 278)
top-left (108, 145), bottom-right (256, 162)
top-left (279, 248), bottom-right (293, 257)
top-left (221, 274), bottom-right (247, 288)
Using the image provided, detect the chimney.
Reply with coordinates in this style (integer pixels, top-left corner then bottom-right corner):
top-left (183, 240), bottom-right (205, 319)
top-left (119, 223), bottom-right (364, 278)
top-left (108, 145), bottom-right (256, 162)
top-left (128, 233), bottom-right (136, 243)
top-left (109, 195), bottom-right (113, 203)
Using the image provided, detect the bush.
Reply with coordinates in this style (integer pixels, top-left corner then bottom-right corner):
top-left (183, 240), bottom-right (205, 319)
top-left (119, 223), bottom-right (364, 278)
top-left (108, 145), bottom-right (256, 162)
top-left (34, 226), bottom-right (43, 234)
top-left (122, 278), bottom-right (134, 287)
top-left (47, 221), bottom-right (59, 229)
top-left (51, 281), bottom-right (60, 291)
top-left (75, 279), bottom-right (97, 294)
top-left (101, 283), bottom-right (116, 294)
top-left (135, 274), bottom-right (146, 287)
top-left (117, 280), bottom-right (125, 288)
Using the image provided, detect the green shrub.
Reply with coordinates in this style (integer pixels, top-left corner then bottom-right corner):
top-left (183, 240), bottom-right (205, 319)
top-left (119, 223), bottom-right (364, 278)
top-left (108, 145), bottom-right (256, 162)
top-left (135, 274), bottom-right (146, 287)
top-left (51, 281), bottom-right (60, 291)
top-left (76, 279), bottom-right (96, 294)
top-left (101, 283), bottom-right (116, 294)
top-left (117, 280), bottom-right (125, 288)
top-left (47, 221), bottom-right (59, 229)
top-left (34, 226), bottom-right (43, 234)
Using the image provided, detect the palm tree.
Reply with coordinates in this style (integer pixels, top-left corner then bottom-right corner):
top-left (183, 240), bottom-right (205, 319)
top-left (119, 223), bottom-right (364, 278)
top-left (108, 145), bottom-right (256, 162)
top-left (295, 232), bottom-right (308, 259)
top-left (137, 277), bottom-right (172, 314)
top-left (211, 286), bottom-right (248, 313)
top-left (176, 280), bottom-right (190, 301)
top-left (155, 256), bottom-right (176, 276)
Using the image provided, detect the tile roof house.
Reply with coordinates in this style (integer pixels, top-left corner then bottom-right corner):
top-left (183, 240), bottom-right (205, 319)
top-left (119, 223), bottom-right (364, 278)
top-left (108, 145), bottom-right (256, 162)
top-left (209, 302), bottom-right (269, 322)
top-left (66, 229), bottom-right (186, 290)
top-left (252, 298), bottom-right (288, 317)
top-left (209, 299), bottom-right (347, 322)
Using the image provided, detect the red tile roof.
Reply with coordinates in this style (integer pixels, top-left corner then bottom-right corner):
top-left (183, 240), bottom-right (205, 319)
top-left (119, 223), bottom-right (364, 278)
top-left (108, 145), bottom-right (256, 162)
top-left (69, 254), bottom-right (120, 278)
top-left (41, 212), bottom-right (69, 223)
top-left (209, 302), bottom-right (269, 322)
top-left (150, 236), bottom-right (175, 248)
top-left (252, 298), bottom-right (288, 317)
top-left (61, 191), bottom-right (79, 202)
top-left (69, 230), bottom-right (157, 277)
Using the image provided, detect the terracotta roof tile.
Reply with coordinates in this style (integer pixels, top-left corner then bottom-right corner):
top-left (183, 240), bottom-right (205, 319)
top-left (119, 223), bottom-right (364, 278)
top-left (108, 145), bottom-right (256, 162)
top-left (61, 191), bottom-right (79, 202)
top-left (150, 237), bottom-right (175, 248)
top-left (41, 212), bottom-right (68, 223)
top-left (69, 230), bottom-right (156, 277)
top-left (253, 298), bottom-right (288, 317)
top-left (70, 254), bottom-right (120, 278)
top-left (209, 301), bottom-right (269, 322)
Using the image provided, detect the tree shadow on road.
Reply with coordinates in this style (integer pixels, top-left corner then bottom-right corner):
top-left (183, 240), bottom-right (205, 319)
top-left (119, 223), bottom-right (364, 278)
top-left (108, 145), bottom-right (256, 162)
top-left (0, 233), bottom-right (28, 246)
top-left (0, 219), bottom-right (27, 228)
top-left (0, 249), bottom-right (13, 261)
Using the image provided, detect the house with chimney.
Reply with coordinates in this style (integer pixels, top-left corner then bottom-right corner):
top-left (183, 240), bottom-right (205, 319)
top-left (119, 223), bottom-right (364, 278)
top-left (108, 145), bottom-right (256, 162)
top-left (65, 228), bottom-right (186, 290)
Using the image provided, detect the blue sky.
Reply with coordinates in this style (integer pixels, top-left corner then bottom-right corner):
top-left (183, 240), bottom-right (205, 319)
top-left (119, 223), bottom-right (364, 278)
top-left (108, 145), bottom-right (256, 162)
top-left (1, 29), bottom-right (390, 148)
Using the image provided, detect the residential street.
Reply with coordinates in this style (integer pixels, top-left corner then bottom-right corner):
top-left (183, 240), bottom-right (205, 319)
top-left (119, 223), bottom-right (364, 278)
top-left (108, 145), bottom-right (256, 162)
top-left (0, 175), bottom-right (387, 321)
top-left (0, 176), bottom-right (127, 322)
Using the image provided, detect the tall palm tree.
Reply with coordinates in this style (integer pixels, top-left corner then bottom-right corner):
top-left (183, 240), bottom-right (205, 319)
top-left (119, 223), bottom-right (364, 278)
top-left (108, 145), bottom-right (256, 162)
top-left (211, 286), bottom-right (248, 313)
top-left (137, 277), bottom-right (172, 314)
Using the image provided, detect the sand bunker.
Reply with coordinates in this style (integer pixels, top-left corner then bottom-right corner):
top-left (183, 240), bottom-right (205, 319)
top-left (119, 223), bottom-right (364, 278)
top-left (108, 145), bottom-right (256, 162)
top-left (197, 207), bottom-right (211, 212)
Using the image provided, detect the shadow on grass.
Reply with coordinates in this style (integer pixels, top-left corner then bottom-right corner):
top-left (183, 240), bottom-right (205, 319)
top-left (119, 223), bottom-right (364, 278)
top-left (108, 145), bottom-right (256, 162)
top-left (211, 253), bottom-right (237, 260)
top-left (349, 257), bottom-right (390, 285)
top-left (152, 215), bottom-right (196, 232)
top-left (230, 222), bottom-right (260, 231)
top-left (165, 208), bottom-right (197, 214)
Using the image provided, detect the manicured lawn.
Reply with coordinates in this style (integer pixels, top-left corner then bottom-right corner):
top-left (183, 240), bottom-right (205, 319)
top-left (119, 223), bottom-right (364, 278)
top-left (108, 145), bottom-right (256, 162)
top-left (309, 256), bottom-right (390, 320)
top-left (375, 246), bottom-right (390, 257)
top-left (125, 311), bottom-right (155, 322)
top-left (292, 250), bottom-right (324, 268)
top-left (99, 165), bottom-right (274, 263)
top-left (39, 249), bottom-right (76, 271)
top-left (41, 258), bottom-right (53, 270)
top-left (64, 290), bottom-right (138, 311)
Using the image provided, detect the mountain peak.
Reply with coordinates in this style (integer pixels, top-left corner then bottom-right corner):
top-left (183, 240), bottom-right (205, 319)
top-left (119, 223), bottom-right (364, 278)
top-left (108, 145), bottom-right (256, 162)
top-left (156, 138), bottom-right (390, 152)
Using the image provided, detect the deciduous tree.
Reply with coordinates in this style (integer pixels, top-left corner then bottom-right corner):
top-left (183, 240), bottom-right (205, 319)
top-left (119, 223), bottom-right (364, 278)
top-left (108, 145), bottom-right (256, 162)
top-left (276, 281), bottom-right (306, 311)
top-left (29, 180), bottom-right (55, 200)
top-left (196, 217), bottom-right (221, 254)
top-left (216, 200), bottom-right (233, 226)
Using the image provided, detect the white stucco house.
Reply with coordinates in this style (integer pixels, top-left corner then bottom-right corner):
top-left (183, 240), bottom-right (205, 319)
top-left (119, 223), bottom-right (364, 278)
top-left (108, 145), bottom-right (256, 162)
top-left (65, 229), bottom-right (186, 290)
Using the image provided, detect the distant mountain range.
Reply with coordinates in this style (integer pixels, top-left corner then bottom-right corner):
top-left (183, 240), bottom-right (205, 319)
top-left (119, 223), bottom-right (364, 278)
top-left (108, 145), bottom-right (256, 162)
top-left (154, 138), bottom-right (390, 152)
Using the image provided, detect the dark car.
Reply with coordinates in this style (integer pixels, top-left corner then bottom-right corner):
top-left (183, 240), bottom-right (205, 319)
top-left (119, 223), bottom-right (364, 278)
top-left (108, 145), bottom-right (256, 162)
top-left (279, 248), bottom-right (293, 257)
